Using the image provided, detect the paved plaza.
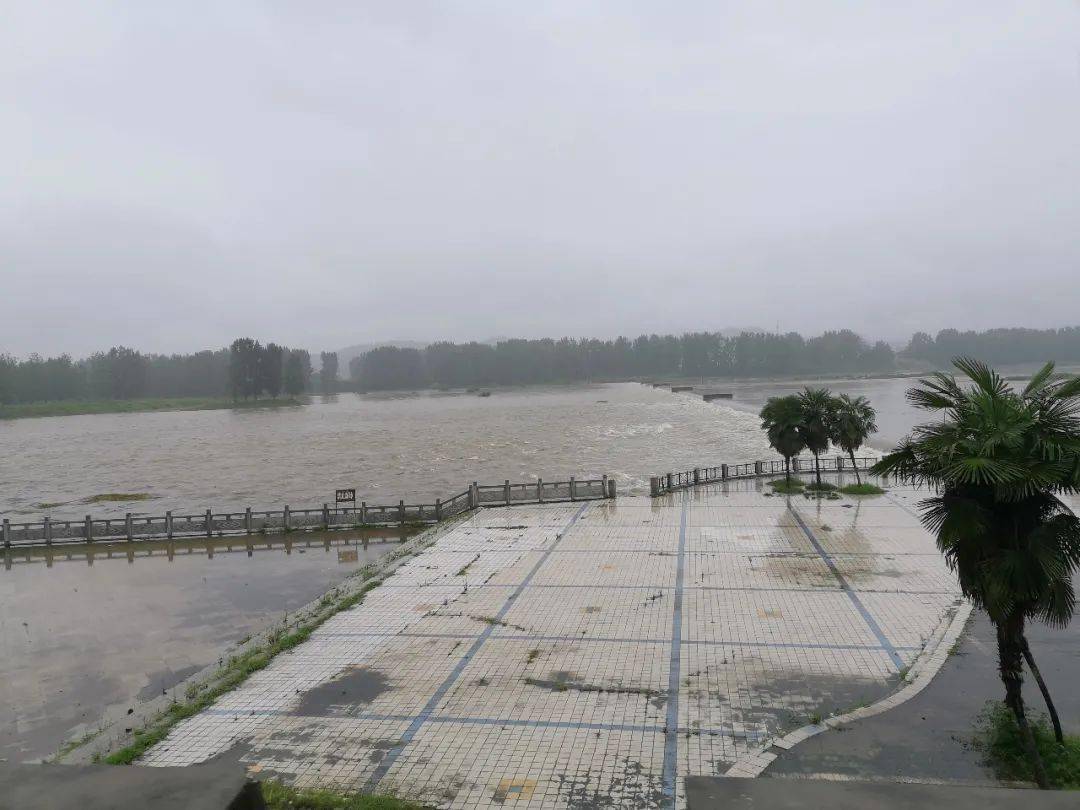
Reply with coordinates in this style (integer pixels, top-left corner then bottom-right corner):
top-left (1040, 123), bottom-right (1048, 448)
top-left (142, 479), bottom-right (964, 808)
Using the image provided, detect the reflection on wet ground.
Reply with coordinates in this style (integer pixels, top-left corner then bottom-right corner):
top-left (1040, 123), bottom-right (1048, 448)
top-left (0, 528), bottom-right (415, 762)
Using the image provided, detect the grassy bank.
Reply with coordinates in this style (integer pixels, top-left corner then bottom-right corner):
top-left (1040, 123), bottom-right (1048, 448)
top-left (0, 397), bottom-right (303, 420)
top-left (262, 781), bottom-right (423, 810)
top-left (977, 702), bottom-right (1080, 789)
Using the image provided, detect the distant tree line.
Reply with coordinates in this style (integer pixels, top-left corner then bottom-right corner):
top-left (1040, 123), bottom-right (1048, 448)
top-left (905, 327), bottom-right (1080, 367)
top-left (0, 340), bottom-right (312, 404)
top-left (226, 339), bottom-right (313, 400)
top-left (8, 324), bottom-right (1080, 405)
top-left (350, 330), bottom-right (897, 391)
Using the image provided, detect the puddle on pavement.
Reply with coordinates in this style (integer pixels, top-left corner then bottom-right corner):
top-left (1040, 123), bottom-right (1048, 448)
top-left (294, 666), bottom-right (392, 716)
top-left (0, 527), bottom-right (416, 762)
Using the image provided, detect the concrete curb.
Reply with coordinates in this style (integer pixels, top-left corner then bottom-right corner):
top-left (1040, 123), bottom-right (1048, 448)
top-left (723, 597), bottom-right (974, 779)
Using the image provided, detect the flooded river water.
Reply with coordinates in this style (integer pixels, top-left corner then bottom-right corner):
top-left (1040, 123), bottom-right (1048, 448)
top-left (1, 383), bottom-right (787, 519)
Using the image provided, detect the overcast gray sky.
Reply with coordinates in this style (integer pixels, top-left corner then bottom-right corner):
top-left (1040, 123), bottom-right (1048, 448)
top-left (3, 2), bottom-right (1080, 358)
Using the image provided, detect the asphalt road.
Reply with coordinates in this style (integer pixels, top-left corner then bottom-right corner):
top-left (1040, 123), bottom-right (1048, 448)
top-left (765, 610), bottom-right (1080, 784)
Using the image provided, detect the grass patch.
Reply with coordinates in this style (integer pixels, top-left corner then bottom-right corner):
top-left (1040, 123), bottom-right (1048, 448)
top-left (804, 481), bottom-right (838, 492)
top-left (839, 483), bottom-right (886, 495)
top-left (83, 493), bottom-right (154, 504)
top-left (468, 614), bottom-right (527, 632)
top-left (262, 780), bottom-right (424, 810)
top-left (455, 553), bottom-right (480, 577)
top-left (768, 479), bottom-right (805, 494)
top-left (975, 702), bottom-right (1080, 789)
top-left (102, 577), bottom-right (383, 765)
top-left (0, 397), bottom-right (303, 421)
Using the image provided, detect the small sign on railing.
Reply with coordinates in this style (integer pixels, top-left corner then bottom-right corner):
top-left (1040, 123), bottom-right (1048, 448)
top-left (335, 488), bottom-right (356, 504)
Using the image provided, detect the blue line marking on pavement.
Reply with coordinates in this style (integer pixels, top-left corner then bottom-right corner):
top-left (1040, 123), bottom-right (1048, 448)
top-left (788, 503), bottom-right (906, 669)
top-left (362, 502), bottom-right (591, 792)
top-left (202, 707), bottom-right (769, 742)
top-left (660, 492), bottom-right (689, 809)
top-left (315, 629), bottom-right (918, 652)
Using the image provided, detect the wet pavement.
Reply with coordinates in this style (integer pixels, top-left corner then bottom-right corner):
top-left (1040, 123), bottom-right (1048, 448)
top-left (764, 610), bottom-right (1080, 785)
top-left (140, 477), bottom-right (964, 808)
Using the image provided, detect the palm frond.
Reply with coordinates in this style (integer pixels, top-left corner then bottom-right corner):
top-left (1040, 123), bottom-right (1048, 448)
top-left (1022, 361), bottom-right (1057, 399)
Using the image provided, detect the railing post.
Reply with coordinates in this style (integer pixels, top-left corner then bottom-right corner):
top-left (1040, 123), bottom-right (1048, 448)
top-left (84, 514), bottom-right (93, 543)
top-left (284, 505), bottom-right (291, 532)
top-left (666, 473), bottom-right (673, 491)
top-left (693, 468), bottom-right (700, 485)
top-left (602, 475), bottom-right (609, 498)
top-left (435, 498), bottom-right (442, 521)
top-left (504, 480), bottom-right (511, 506)
top-left (322, 502), bottom-right (330, 529)
top-left (836, 455), bottom-right (845, 471)
top-left (43, 516), bottom-right (52, 546)
top-left (244, 507), bottom-right (252, 535)
top-left (607, 478), bottom-right (617, 499)
top-left (570, 477), bottom-right (577, 501)
top-left (650, 476), bottom-right (659, 497)
top-left (125, 512), bottom-right (134, 542)
top-left (165, 511), bottom-right (173, 540)
top-left (470, 482), bottom-right (478, 509)
top-left (205, 508), bottom-right (213, 538)
top-left (537, 478), bottom-right (544, 503)
top-left (399, 500), bottom-right (406, 525)
top-left (360, 501), bottom-right (367, 525)
top-left (2, 518), bottom-right (9, 548)
top-left (721, 464), bottom-right (729, 480)
top-left (792, 458), bottom-right (800, 473)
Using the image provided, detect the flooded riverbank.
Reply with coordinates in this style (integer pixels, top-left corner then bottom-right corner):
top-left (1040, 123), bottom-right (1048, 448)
top-left (0, 373), bottom-right (1058, 761)
top-left (0, 383), bottom-right (783, 519)
top-left (0, 528), bottom-right (413, 762)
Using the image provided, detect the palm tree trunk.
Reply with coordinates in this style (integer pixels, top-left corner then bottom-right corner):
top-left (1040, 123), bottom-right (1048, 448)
top-left (997, 617), bottom-right (1049, 788)
top-left (785, 456), bottom-right (791, 486)
top-left (1022, 635), bottom-right (1064, 745)
top-left (848, 449), bottom-right (861, 485)
top-left (813, 453), bottom-right (822, 487)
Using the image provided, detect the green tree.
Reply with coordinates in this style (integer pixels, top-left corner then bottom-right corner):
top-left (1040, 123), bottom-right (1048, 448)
top-left (283, 349), bottom-right (310, 396)
top-left (0, 354), bottom-right (15, 404)
top-left (872, 359), bottom-right (1080, 787)
top-left (829, 394), bottom-right (877, 484)
top-left (229, 338), bottom-right (261, 400)
top-left (260, 343), bottom-right (284, 399)
top-left (88, 346), bottom-right (147, 400)
top-left (760, 395), bottom-right (806, 485)
top-left (320, 351), bottom-right (338, 394)
top-left (797, 387), bottom-right (834, 487)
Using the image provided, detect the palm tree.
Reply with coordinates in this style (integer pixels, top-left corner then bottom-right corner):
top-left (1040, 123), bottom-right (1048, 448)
top-left (830, 394), bottom-right (877, 484)
top-left (872, 358), bottom-right (1080, 787)
top-left (760, 395), bottom-right (806, 485)
top-left (798, 387), bottom-right (834, 487)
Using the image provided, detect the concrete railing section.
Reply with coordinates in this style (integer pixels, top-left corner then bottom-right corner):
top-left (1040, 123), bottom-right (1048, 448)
top-left (1, 476), bottom-right (614, 548)
top-left (649, 455), bottom-right (877, 497)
